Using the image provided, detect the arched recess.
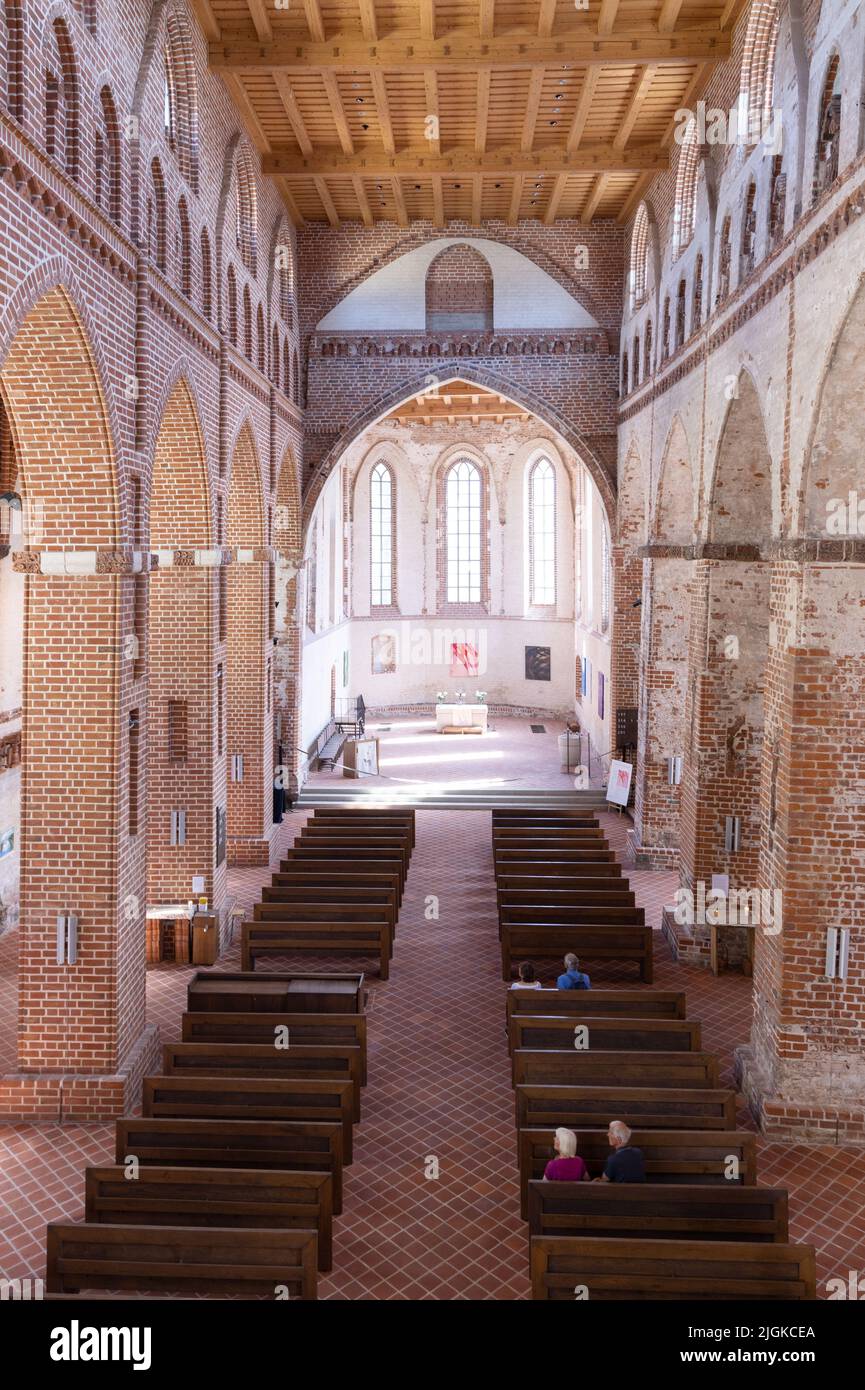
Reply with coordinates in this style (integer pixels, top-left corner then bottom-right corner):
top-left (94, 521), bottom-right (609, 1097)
top-left (0, 282), bottom-right (153, 1100)
top-left (148, 375), bottom-right (221, 910)
top-left (273, 444), bottom-right (302, 793)
top-left (678, 374), bottom-right (772, 957)
top-left (225, 421), bottom-right (271, 862)
top-left (742, 274), bottom-right (865, 1135)
top-left (425, 243), bottom-right (493, 331)
top-left (653, 415), bottom-right (695, 544)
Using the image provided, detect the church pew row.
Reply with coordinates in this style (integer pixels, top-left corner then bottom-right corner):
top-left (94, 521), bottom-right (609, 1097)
top-left (187, 970), bottom-right (366, 1015)
top-left (527, 1181), bottom-right (789, 1245)
top-left (85, 1165), bottom-right (334, 1272)
top-left (45, 1224), bottom-right (318, 1300)
top-left (501, 924), bottom-right (654, 982)
top-left (116, 1116), bottom-right (345, 1214)
top-left (515, 1085), bottom-right (738, 1132)
top-left (493, 835), bottom-right (610, 854)
top-left (506, 987), bottom-right (686, 1023)
top-left (181, 1012), bottom-right (367, 1085)
top-left (517, 1128), bottom-right (757, 1220)
top-left (512, 1049), bottom-right (720, 1091)
top-left (242, 920), bottom-right (392, 979)
top-left (494, 851), bottom-right (621, 873)
top-left (310, 807), bottom-right (415, 848)
top-left (496, 876), bottom-right (631, 900)
top-left (142, 1074), bottom-right (356, 1163)
top-left (296, 827), bottom-right (412, 859)
top-left (508, 1014), bottom-right (701, 1058)
top-left (529, 1237), bottom-right (816, 1301)
top-left (282, 847), bottom-right (407, 893)
top-left (252, 901), bottom-right (395, 939)
top-left (491, 810), bottom-right (599, 824)
top-left (261, 883), bottom-right (397, 920)
top-left (500, 905), bottom-right (646, 931)
top-left (162, 1042), bottom-right (363, 1121)
top-left (272, 866), bottom-right (402, 906)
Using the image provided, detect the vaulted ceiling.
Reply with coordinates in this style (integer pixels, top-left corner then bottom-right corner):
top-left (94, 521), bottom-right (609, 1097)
top-left (196, 0), bottom-right (746, 227)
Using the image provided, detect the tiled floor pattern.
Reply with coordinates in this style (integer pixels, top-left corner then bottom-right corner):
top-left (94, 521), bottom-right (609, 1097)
top-left (0, 720), bottom-right (863, 1297)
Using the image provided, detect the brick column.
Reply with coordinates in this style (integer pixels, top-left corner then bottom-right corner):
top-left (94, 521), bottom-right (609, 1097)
top-left (736, 562), bottom-right (865, 1142)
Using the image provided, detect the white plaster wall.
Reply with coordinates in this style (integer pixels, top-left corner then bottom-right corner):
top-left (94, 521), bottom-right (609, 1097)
top-left (317, 238), bottom-right (600, 332)
top-left (575, 471), bottom-right (613, 760)
top-left (0, 548), bottom-right (23, 930)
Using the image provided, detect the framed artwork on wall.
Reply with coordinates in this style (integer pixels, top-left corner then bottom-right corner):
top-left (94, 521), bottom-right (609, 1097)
top-left (525, 645), bottom-right (551, 681)
top-left (371, 632), bottom-right (396, 675)
top-left (450, 642), bottom-right (479, 677)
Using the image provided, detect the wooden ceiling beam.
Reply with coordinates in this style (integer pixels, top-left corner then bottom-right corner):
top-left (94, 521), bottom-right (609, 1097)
top-left (432, 172), bottom-right (445, 227)
top-left (274, 73), bottom-right (313, 157)
top-left (614, 64), bottom-right (658, 150)
top-left (246, 0), bottom-right (272, 43)
top-left (210, 31), bottom-right (732, 72)
top-left (537, 0), bottom-right (555, 39)
top-left (597, 0), bottom-right (620, 35)
top-left (223, 73), bottom-right (271, 153)
top-left (263, 142), bottom-right (668, 175)
top-left (566, 67), bottom-right (600, 152)
top-left (358, 0), bottom-right (378, 42)
top-left (370, 69), bottom-right (396, 154)
top-left (424, 69), bottom-right (440, 155)
top-left (657, 0), bottom-right (685, 32)
top-left (543, 171), bottom-right (568, 225)
top-left (475, 70), bottom-right (490, 155)
top-left (581, 172), bottom-right (609, 223)
top-left (507, 174), bottom-right (524, 225)
top-left (391, 176), bottom-right (409, 227)
top-left (314, 175), bottom-right (340, 226)
top-left (616, 170), bottom-right (653, 224)
top-left (275, 176), bottom-right (304, 225)
top-left (479, 0), bottom-right (495, 39)
top-left (521, 67), bottom-right (545, 153)
top-left (190, 0), bottom-right (220, 41)
top-left (303, 0), bottom-right (326, 43)
top-left (660, 62), bottom-right (707, 144)
top-left (352, 174), bottom-right (373, 226)
top-left (419, 0), bottom-right (435, 41)
top-left (471, 174), bottom-right (483, 226)
top-left (321, 70), bottom-right (355, 154)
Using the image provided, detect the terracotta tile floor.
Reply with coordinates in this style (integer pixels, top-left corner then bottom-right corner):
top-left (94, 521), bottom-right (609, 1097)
top-left (0, 720), bottom-right (863, 1298)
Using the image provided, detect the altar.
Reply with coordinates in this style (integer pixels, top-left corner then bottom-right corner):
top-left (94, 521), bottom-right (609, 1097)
top-left (435, 703), bottom-right (488, 734)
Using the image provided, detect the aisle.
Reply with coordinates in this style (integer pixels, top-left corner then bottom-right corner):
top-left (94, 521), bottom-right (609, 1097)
top-left (317, 808), bottom-right (528, 1300)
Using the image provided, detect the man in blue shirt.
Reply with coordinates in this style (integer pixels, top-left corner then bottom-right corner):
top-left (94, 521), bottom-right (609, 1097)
top-left (556, 952), bottom-right (591, 990)
top-left (597, 1120), bottom-right (646, 1182)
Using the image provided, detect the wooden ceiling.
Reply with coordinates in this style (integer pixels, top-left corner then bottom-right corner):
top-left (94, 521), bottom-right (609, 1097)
top-left (196, 0), bottom-right (746, 226)
top-left (384, 380), bottom-right (532, 424)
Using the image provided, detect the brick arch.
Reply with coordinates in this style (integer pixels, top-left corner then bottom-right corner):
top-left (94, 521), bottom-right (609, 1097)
top-left (150, 374), bottom-right (210, 547)
top-left (0, 282), bottom-right (118, 547)
top-left (800, 271), bottom-right (865, 538)
top-left (303, 366), bottom-right (616, 530)
top-left (619, 438), bottom-right (646, 548)
top-left (425, 243), bottom-right (493, 331)
top-left (707, 370), bottom-right (773, 545)
top-left (226, 419), bottom-right (264, 547)
top-left (275, 443), bottom-right (301, 560)
top-left (652, 415), bottom-right (695, 546)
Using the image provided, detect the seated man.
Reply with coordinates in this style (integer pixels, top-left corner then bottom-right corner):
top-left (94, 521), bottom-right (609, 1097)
top-left (597, 1120), bottom-right (646, 1183)
top-left (510, 961), bottom-right (542, 990)
top-left (542, 1128), bottom-right (590, 1182)
top-left (556, 952), bottom-right (591, 990)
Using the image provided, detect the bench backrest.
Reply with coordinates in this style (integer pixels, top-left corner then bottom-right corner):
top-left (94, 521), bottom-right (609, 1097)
top-left (500, 905), bottom-right (646, 926)
top-left (498, 887), bottom-right (636, 907)
top-left (529, 1236), bottom-right (816, 1300)
top-left (115, 1116), bottom-right (344, 1213)
top-left (46, 1223), bottom-right (318, 1299)
top-left (509, 1015), bottom-right (701, 1055)
top-left (497, 875), bottom-right (629, 894)
top-left (506, 989), bottom-right (686, 1021)
top-left (512, 1049), bottom-right (719, 1089)
top-left (517, 1127), bottom-right (757, 1219)
top-left (494, 850), bottom-right (618, 866)
top-left (187, 970), bottom-right (365, 1015)
top-left (162, 1041), bottom-right (362, 1120)
top-left (515, 1084), bottom-right (738, 1131)
top-left (527, 1181), bottom-right (788, 1244)
top-left (253, 902), bottom-right (393, 924)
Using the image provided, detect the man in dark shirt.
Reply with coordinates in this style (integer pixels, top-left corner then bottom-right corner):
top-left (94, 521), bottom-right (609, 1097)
top-left (556, 952), bottom-right (591, 990)
top-left (597, 1120), bottom-right (646, 1182)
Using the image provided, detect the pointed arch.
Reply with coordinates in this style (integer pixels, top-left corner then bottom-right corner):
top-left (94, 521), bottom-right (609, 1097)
top-left (619, 439), bottom-right (647, 548)
top-left (801, 276), bottom-right (865, 538)
top-left (234, 141), bottom-right (259, 275)
top-left (1, 1), bottom-right (24, 123)
top-left (629, 202), bottom-right (651, 307)
top-left (672, 118), bottom-right (699, 259)
top-left (739, 0), bottom-right (780, 144)
top-left (95, 83), bottom-right (121, 224)
top-left (164, 3), bottom-right (200, 190)
top-left (45, 17), bottom-right (80, 179)
top-left (708, 371), bottom-right (773, 544)
top-left (653, 416), bottom-right (695, 545)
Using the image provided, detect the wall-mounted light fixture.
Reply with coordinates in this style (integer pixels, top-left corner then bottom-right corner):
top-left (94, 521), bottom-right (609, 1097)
top-left (56, 913), bottom-right (78, 965)
top-left (667, 756), bottom-right (683, 786)
top-left (825, 927), bottom-right (850, 980)
top-left (170, 809), bottom-right (187, 846)
top-left (231, 754), bottom-right (244, 783)
top-left (724, 815), bottom-right (741, 853)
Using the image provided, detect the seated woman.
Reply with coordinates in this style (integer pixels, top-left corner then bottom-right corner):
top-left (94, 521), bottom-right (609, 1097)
top-left (509, 961), bottom-right (542, 990)
top-left (542, 1128), bottom-right (590, 1182)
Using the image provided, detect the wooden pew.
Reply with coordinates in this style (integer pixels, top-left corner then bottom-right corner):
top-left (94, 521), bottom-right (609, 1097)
top-left (508, 1014), bottom-right (701, 1058)
top-left (142, 1074), bottom-right (356, 1162)
top-left (517, 1128), bottom-right (757, 1219)
top-left (527, 1182), bottom-right (788, 1246)
top-left (252, 901), bottom-right (394, 943)
top-left (162, 1041), bottom-right (363, 1121)
top-left (241, 919), bottom-right (392, 980)
top-left (515, 1085), bottom-right (738, 1133)
top-left (499, 904), bottom-right (646, 927)
top-left (529, 1236), bottom-right (816, 1301)
top-left (497, 875), bottom-right (629, 897)
top-left (507, 988), bottom-right (686, 1023)
top-left (271, 869), bottom-right (402, 907)
top-left (492, 825), bottom-right (606, 841)
top-left (494, 850), bottom-right (620, 870)
top-left (181, 1011), bottom-right (368, 1085)
top-left (261, 884), bottom-right (396, 918)
top-left (312, 808), bottom-right (415, 848)
top-left (492, 810), bottom-right (599, 824)
top-left (297, 827), bottom-right (411, 857)
top-left (501, 924), bottom-right (654, 983)
top-left (493, 834), bottom-right (610, 852)
top-left (282, 847), bottom-right (407, 892)
top-left (498, 886), bottom-right (636, 910)
top-left (116, 1116), bottom-right (345, 1213)
top-left (85, 1165), bottom-right (335, 1272)
top-left (188, 970), bottom-right (365, 1015)
top-left (46, 1223), bottom-right (318, 1299)
top-left (512, 1049), bottom-right (720, 1090)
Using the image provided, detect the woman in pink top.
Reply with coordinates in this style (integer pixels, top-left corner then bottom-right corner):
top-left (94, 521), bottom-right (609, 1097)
top-left (542, 1127), bottom-right (590, 1182)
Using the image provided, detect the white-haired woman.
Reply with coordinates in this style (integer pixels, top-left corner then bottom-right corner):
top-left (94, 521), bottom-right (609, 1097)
top-left (542, 1127), bottom-right (590, 1182)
